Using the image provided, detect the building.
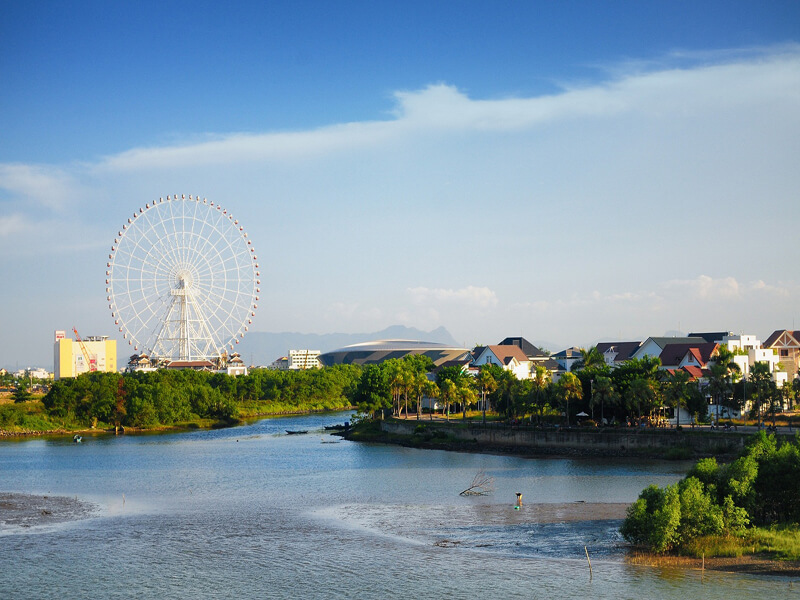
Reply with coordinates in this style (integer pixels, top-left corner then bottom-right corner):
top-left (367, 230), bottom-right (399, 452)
top-left (551, 347), bottom-right (583, 372)
top-left (763, 330), bottom-right (800, 380)
top-left (288, 350), bottom-right (321, 370)
top-left (318, 340), bottom-right (470, 367)
top-left (471, 345), bottom-right (531, 380)
top-left (53, 330), bottom-right (117, 379)
top-left (630, 337), bottom-right (708, 361)
top-left (497, 336), bottom-right (560, 372)
top-left (595, 341), bottom-right (642, 367)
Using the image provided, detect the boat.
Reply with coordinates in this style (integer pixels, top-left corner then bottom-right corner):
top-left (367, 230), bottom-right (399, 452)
top-left (73, 435), bottom-right (82, 444)
top-left (285, 430), bottom-right (308, 435)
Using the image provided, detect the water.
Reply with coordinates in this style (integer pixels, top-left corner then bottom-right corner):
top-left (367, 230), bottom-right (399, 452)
top-left (0, 412), bottom-right (797, 598)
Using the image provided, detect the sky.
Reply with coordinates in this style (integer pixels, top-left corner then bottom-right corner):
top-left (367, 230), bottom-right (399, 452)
top-left (1, 0), bottom-right (799, 368)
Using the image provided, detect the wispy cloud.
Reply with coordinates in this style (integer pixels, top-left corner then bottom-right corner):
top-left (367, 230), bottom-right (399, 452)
top-left (0, 214), bottom-right (30, 237)
top-left (89, 46), bottom-right (800, 171)
top-left (408, 285), bottom-right (499, 309)
top-left (0, 163), bottom-right (82, 211)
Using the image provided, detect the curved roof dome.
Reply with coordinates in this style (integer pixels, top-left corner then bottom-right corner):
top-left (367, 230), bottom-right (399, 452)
top-left (319, 339), bottom-right (470, 367)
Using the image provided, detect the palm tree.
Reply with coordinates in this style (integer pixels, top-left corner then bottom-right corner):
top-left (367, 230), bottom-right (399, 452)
top-left (423, 379), bottom-right (439, 421)
top-left (571, 346), bottom-right (605, 372)
top-left (459, 381), bottom-right (477, 420)
top-left (477, 367), bottom-right (498, 424)
top-left (591, 376), bottom-right (619, 426)
top-left (707, 346), bottom-right (741, 424)
top-left (626, 377), bottom-right (659, 424)
top-left (440, 379), bottom-right (458, 421)
top-left (662, 370), bottom-right (691, 428)
top-left (749, 361), bottom-right (771, 426)
top-left (556, 372), bottom-right (583, 426)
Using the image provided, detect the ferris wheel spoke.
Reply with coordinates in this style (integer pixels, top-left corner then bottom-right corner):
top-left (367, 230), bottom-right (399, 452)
top-left (108, 194), bottom-right (258, 363)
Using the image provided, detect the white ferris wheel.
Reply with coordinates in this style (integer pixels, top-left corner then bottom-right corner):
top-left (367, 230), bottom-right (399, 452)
top-left (106, 194), bottom-right (260, 363)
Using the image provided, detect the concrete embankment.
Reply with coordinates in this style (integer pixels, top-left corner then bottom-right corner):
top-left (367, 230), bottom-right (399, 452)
top-left (380, 420), bottom-right (750, 458)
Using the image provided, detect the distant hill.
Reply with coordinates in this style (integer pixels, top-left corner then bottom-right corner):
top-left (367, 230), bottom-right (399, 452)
top-left (235, 325), bottom-right (460, 366)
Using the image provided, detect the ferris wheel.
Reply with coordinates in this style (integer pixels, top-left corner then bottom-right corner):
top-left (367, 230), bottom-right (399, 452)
top-left (106, 194), bottom-right (260, 363)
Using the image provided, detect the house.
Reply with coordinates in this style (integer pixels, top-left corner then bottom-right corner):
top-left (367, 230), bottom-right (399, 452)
top-left (658, 343), bottom-right (718, 370)
top-left (763, 330), bottom-right (800, 380)
top-left (630, 337), bottom-right (708, 362)
top-left (471, 345), bottom-right (531, 380)
top-left (688, 331), bottom-right (733, 344)
top-left (595, 341), bottom-right (641, 367)
top-left (497, 336), bottom-right (560, 374)
top-left (551, 347), bottom-right (583, 372)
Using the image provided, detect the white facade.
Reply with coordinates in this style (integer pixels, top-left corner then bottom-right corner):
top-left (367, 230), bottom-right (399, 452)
top-left (288, 350), bottom-right (321, 370)
top-left (472, 346), bottom-right (531, 380)
top-left (721, 334), bottom-right (760, 352)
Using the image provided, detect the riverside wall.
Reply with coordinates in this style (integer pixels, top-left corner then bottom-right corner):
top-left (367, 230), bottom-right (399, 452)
top-left (381, 420), bottom-right (750, 458)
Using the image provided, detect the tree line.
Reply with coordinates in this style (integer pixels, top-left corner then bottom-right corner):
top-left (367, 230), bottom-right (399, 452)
top-left (351, 349), bottom-right (718, 426)
top-left (42, 365), bottom-right (362, 428)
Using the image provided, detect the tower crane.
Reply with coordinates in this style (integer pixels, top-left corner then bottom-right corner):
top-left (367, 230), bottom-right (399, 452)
top-left (72, 327), bottom-right (97, 372)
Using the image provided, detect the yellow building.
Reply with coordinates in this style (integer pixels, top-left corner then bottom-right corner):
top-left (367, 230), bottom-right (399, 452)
top-left (53, 330), bottom-right (117, 380)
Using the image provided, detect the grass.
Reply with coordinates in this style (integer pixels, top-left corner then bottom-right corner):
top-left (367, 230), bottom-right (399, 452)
top-left (237, 399), bottom-right (353, 417)
top-left (0, 400), bottom-right (75, 433)
top-left (679, 526), bottom-right (800, 561)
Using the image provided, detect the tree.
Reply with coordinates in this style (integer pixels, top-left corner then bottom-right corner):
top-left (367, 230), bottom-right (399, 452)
top-left (707, 346), bottom-right (740, 424)
top-left (571, 346), bottom-right (605, 372)
top-left (591, 376), bottom-right (619, 426)
top-left (626, 377), bottom-right (659, 423)
top-left (748, 361), bottom-right (772, 426)
top-left (439, 379), bottom-right (458, 421)
top-left (555, 372), bottom-right (582, 426)
top-left (476, 367), bottom-right (498, 424)
top-left (352, 365), bottom-right (391, 419)
top-left (12, 379), bottom-right (32, 403)
top-left (661, 369), bottom-right (691, 428)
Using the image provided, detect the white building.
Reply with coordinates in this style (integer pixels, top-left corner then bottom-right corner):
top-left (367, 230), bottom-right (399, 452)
top-left (288, 350), bottom-right (321, 370)
top-left (471, 345), bottom-right (531, 380)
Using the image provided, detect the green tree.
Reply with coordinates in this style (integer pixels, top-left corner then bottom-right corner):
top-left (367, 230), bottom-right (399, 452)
top-left (748, 361), bottom-right (772, 426)
top-left (352, 365), bottom-right (391, 419)
top-left (707, 346), bottom-right (740, 423)
top-left (476, 367), bottom-right (498, 424)
top-left (12, 380), bottom-right (32, 403)
top-left (661, 369), bottom-right (691, 428)
top-left (620, 484), bottom-right (682, 553)
top-left (626, 377), bottom-right (659, 423)
top-left (555, 372), bottom-right (582, 426)
top-left (570, 346), bottom-right (605, 372)
top-left (591, 376), bottom-right (619, 426)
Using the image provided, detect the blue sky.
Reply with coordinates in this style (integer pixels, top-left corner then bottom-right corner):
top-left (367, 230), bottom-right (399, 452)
top-left (1, 1), bottom-right (799, 368)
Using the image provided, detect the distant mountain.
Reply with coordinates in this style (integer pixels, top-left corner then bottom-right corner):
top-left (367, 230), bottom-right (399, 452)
top-left (235, 325), bottom-right (460, 366)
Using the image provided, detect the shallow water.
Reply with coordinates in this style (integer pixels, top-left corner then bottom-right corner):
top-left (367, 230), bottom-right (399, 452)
top-left (0, 413), bottom-right (797, 598)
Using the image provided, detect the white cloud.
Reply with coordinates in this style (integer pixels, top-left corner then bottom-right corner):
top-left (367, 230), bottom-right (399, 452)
top-left (663, 275), bottom-right (741, 299)
top-left (407, 285), bottom-right (499, 309)
top-left (89, 46), bottom-right (800, 172)
top-left (0, 163), bottom-right (82, 210)
top-left (0, 214), bottom-right (30, 237)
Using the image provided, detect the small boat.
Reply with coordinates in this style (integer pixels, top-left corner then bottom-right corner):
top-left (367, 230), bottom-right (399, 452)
top-left (73, 435), bottom-right (82, 444)
top-left (285, 430), bottom-right (308, 435)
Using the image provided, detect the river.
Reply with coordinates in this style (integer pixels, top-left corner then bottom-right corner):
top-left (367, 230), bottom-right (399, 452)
top-left (0, 412), bottom-right (796, 598)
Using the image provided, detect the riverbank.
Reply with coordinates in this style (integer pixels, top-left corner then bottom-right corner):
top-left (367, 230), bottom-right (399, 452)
top-left (0, 400), bottom-right (355, 439)
top-left (343, 418), bottom-right (752, 460)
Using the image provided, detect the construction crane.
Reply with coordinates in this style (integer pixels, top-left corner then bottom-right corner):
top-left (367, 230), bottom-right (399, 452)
top-left (72, 327), bottom-right (97, 372)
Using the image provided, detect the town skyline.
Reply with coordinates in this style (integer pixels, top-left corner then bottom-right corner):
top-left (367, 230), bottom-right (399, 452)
top-left (1, 1), bottom-right (799, 369)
